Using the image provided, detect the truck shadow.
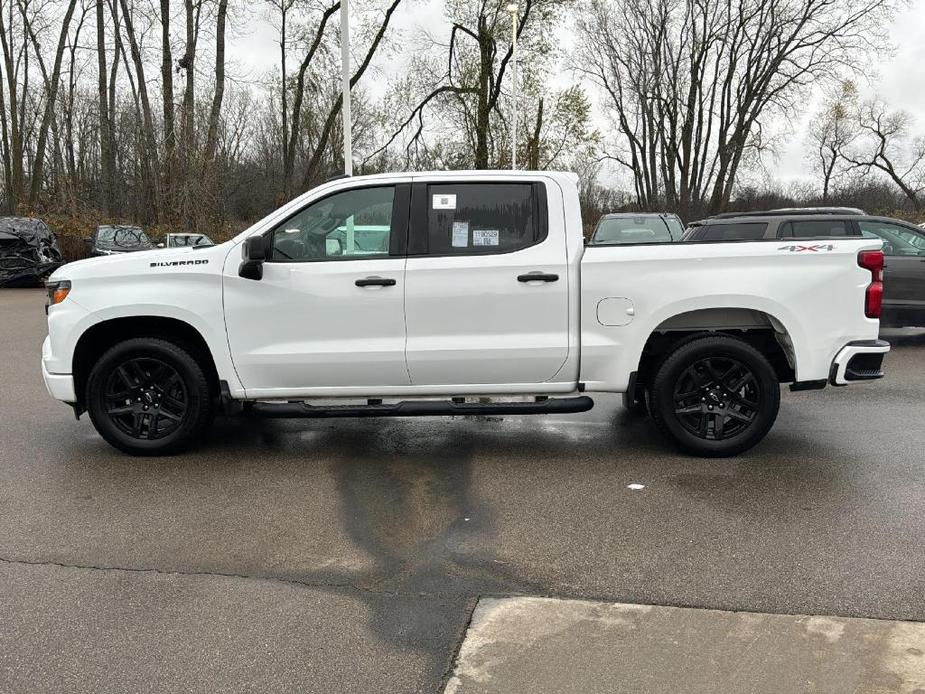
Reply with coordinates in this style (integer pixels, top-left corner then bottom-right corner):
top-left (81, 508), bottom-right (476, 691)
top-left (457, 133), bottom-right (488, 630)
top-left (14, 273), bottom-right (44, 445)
top-left (198, 406), bottom-right (860, 653)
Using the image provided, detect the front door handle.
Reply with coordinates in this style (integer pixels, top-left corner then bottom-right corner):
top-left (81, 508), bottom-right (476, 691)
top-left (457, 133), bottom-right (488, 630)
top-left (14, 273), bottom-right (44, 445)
top-left (517, 272), bottom-right (559, 283)
top-left (355, 276), bottom-right (396, 287)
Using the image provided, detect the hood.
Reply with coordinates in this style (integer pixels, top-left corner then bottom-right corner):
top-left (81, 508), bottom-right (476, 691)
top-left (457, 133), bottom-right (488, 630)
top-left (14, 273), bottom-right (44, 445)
top-left (49, 243), bottom-right (228, 282)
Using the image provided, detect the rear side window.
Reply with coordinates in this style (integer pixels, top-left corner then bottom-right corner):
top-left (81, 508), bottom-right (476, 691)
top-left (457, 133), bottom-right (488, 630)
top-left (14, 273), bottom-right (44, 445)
top-left (779, 220), bottom-right (854, 238)
top-left (698, 223), bottom-right (767, 241)
top-left (417, 183), bottom-right (544, 255)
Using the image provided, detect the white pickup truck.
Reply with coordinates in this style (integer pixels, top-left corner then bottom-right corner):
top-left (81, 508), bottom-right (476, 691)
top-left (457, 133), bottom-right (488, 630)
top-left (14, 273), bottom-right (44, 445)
top-left (42, 171), bottom-right (889, 457)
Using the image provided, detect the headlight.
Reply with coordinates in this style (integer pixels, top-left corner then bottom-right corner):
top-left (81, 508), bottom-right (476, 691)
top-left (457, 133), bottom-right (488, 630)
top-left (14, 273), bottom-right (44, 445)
top-left (45, 279), bottom-right (71, 312)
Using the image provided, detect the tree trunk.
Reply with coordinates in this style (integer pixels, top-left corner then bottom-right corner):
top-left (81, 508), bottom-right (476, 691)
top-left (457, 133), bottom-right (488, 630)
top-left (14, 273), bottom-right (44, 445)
top-left (160, 0), bottom-right (175, 210)
top-left (0, 4), bottom-right (24, 208)
top-left (474, 14), bottom-right (491, 169)
top-left (97, 0), bottom-right (114, 215)
top-left (120, 0), bottom-right (162, 221)
top-left (28, 0), bottom-right (78, 206)
top-left (527, 98), bottom-right (543, 170)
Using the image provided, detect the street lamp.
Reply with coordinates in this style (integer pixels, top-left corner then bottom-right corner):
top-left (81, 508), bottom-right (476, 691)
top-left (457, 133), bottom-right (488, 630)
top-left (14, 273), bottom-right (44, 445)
top-left (341, 0), bottom-right (352, 176)
top-left (506, 3), bottom-right (518, 170)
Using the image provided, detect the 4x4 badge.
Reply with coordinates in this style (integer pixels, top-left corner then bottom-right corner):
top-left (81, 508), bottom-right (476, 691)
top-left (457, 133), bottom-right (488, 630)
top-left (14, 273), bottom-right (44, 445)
top-left (778, 244), bottom-right (835, 252)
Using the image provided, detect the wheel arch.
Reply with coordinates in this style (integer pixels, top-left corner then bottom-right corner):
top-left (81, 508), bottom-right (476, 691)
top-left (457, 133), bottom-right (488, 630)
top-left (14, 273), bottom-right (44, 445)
top-left (72, 316), bottom-right (221, 414)
top-left (633, 307), bottom-right (797, 390)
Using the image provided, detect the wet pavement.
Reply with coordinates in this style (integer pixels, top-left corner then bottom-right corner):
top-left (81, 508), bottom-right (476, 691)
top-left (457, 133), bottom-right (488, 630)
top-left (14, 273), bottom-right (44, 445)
top-left (2, 288), bottom-right (924, 693)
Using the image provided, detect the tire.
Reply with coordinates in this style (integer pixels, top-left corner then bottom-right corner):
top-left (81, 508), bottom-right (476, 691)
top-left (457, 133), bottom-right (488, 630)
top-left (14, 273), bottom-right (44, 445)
top-left (648, 335), bottom-right (780, 457)
top-left (86, 338), bottom-right (214, 456)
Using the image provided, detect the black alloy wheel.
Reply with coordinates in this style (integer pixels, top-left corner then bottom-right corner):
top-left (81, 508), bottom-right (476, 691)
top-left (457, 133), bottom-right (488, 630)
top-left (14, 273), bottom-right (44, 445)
top-left (672, 356), bottom-right (760, 441)
top-left (104, 357), bottom-right (189, 440)
top-left (648, 335), bottom-right (780, 457)
top-left (87, 338), bottom-right (214, 455)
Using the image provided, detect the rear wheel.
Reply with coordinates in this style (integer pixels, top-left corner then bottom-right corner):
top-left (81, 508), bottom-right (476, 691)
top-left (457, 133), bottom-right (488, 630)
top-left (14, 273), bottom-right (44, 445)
top-left (648, 335), bottom-right (780, 457)
top-left (86, 338), bottom-right (214, 455)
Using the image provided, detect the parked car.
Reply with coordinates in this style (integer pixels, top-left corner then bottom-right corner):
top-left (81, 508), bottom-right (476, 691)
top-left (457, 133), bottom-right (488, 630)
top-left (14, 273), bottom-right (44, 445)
top-left (43, 171), bottom-right (887, 458)
top-left (160, 233), bottom-right (214, 249)
top-left (589, 212), bottom-right (685, 245)
top-left (0, 217), bottom-right (63, 287)
top-left (89, 225), bottom-right (154, 256)
top-left (683, 210), bottom-right (925, 328)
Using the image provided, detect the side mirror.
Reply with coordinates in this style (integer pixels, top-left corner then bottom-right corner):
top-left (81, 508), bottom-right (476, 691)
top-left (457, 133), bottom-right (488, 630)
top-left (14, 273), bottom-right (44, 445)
top-left (239, 236), bottom-right (268, 280)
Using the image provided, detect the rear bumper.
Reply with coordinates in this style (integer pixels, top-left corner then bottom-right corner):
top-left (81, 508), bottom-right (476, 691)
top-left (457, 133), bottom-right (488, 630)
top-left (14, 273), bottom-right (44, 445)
top-left (829, 339), bottom-right (890, 386)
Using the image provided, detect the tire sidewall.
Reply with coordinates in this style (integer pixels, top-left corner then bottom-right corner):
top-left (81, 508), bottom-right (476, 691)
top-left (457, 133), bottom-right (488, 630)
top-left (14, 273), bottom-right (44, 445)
top-left (86, 338), bottom-right (210, 455)
top-left (650, 337), bottom-right (780, 457)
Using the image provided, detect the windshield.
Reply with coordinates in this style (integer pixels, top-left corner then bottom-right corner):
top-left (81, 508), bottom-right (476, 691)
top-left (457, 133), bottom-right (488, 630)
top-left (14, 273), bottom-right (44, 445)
top-left (96, 226), bottom-right (153, 251)
top-left (591, 216), bottom-right (676, 245)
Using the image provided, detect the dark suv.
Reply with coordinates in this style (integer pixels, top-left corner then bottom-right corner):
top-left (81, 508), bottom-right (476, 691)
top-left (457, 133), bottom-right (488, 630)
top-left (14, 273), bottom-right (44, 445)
top-left (684, 210), bottom-right (925, 328)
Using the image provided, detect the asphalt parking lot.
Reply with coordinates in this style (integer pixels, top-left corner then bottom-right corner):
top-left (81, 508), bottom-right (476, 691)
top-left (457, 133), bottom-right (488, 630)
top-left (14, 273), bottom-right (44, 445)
top-left (2, 287), bottom-right (925, 693)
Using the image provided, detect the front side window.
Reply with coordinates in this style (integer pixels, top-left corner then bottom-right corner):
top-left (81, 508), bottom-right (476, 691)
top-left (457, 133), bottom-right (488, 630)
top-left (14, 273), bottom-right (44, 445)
top-left (269, 186), bottom-right (394, 262)
top-left (779, 220), bottom-right (852, 238)
top-left (423, 183), bottom-right (541, 255)
top-left (859, 221), bottom-right (925, 256)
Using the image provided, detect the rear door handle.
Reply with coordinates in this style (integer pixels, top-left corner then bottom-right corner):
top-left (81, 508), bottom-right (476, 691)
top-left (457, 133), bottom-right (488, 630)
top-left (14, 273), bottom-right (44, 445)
top-left (355, 276), bottom-right (396, 287)
top-left (517, 272), bottom-right (559, 283)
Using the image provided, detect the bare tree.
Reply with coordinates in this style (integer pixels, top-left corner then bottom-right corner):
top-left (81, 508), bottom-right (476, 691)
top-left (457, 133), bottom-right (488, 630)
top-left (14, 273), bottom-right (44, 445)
top-left (372, 0), bottom-right (575, 169)
top-left (95, 0), bottom-right (119, 214)
top-left (576, 0), bottom-right (896, 218)
top-left (843, 99), bottom-right (925, 210)
top-left (21, 0), bottom-right (79, 206)
top-left (808, 81), bottom-right (859, 202)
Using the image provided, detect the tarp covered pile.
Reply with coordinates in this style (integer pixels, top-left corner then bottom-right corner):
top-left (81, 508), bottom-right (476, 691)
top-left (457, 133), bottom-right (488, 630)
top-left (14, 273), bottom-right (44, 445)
top-left (0, 217), bottom-right (64, 287)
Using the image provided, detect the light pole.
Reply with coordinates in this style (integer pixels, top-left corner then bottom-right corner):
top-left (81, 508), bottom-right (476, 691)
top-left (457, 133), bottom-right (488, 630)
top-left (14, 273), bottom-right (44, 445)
top-left (341, 0), bottom-right (352, 176)
top-left (506, 3), bottom-right (518, 170)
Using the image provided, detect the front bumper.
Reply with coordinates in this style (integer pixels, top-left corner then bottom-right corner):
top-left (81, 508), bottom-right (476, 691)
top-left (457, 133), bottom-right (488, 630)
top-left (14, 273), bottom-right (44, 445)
top-left (829, 339), bottom-right (890, 386)
top-left (42, 336), bottom-right (76, 401)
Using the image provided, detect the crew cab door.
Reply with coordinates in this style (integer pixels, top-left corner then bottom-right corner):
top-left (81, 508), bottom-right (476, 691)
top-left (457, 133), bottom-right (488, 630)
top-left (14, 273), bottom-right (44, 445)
top-left (402, 179), bottom-right (570, 386)
top-left (223, 183), bottom-right (411, 395)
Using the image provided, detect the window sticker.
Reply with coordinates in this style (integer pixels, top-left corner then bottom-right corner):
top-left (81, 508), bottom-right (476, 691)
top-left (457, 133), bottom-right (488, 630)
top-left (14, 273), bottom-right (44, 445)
top-left (432, 193), bottom-right (456, 210)
top-left (472, 229), bottom-right (500, 246)
top-left (452, 221), bottom-right (469, 247)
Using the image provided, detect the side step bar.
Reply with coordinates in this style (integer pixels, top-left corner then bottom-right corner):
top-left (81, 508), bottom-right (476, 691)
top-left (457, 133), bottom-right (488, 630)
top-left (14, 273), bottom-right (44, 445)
top-left (249, 396), bottom-right (595, 419)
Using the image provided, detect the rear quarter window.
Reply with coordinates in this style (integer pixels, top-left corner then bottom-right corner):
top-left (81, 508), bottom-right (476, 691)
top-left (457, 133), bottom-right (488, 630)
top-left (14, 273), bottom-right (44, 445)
top-left (779, 220), bottom-right (855, 238)
top-left (698, 223), bottom-right (768, 241)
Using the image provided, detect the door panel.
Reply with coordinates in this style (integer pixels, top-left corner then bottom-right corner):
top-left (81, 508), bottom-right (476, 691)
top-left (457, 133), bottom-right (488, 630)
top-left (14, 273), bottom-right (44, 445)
top-left (858, 220), bottom-right (925, 313)
top-left (223, 183), bottom-right (411, 392)
top-left (403, 180), bottom-right (570, 386)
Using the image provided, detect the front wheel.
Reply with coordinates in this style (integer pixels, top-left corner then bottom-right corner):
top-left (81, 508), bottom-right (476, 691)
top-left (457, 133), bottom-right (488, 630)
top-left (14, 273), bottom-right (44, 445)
top-left (648, 335), bottom-right (780, 457)
top-left (86, 338), bottom-right (214, 456)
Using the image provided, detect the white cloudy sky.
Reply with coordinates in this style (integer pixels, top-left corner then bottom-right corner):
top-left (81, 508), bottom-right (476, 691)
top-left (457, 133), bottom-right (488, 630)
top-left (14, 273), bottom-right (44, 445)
top-left (228, 0), bottom-right (925, 185)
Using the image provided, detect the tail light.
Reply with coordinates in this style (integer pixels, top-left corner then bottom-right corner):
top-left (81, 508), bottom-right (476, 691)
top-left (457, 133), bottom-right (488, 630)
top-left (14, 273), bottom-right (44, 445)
top-left (858, 250), bottom-right (884, 319)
